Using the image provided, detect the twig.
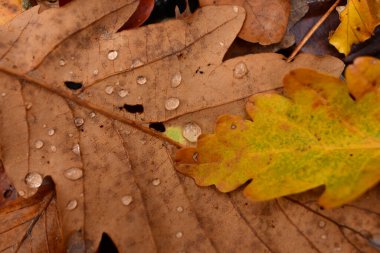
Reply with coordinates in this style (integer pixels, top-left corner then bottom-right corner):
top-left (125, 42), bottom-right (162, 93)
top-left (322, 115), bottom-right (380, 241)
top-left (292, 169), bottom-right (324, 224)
top-left (287, 0), bottom-right (341, 62)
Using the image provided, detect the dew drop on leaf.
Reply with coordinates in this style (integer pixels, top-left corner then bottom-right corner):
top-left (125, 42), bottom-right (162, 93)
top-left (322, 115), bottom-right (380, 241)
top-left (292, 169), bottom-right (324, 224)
top-left (136, 76), bottom-right (147, 85)
top-left (165, 97), bottom-right (180, 111)
top-left (50, 145), bottom-right (57, 152)
top-left (89, 112), bottom-right (96, 118)
top-left (121, 195), bottom-right (133, 206)
top-left (171, 72), bottom-right (182, 88)
top-left (48, 128), bottom-right (55, 136)
top-left (176, 206), bottom-right (184, 212)
top-left (175, 232), bottom-right (183, 238)
top-left (25, 102), bottom-right (32, 110)
top-left (72, 144), bottom-right (80, 155)
top-left (233, 61), bottom-right (248, 79)
top-left (59, 59), bottom-right (66, 66)
top-left (118, 89), bottom-right (129, 98)
top-left (105, 86), bottom-right (114, 95)
top-left (131, 59), bottom-right (144, 68)
top-left (318, 220), bottom-right (326, 228)
top-left (35, 140), bottom-right (44, 149)
top-left (74, 117), bottom-right (84, 127)
top-left (152, 178), bottom-right (161, 186)
top-left (66, 199), bottom-right (78, 210)
top-left (107, 50), bottom-right (118, 61)
top-left (25, 172), bottom-right (43, 188)
top-left (182, 122), bottom-right (202, 143)
top-left (93, 69), bottom-right (99, 76)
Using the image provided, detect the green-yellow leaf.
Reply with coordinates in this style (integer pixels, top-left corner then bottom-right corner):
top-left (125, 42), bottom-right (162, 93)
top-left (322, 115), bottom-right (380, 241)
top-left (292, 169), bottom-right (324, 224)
top-left (329, 0), bottom-right (380, 55)
top-left (175, 57), bottom-right (380, 208)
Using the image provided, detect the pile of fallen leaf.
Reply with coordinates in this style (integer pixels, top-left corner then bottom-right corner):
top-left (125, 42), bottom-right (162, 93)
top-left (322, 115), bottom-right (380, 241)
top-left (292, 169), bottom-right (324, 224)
top-left (0, 0), bottom-right (380, 252)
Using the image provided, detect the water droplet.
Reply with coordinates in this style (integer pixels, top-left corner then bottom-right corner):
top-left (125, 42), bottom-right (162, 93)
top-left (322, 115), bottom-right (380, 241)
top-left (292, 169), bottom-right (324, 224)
top-left (233, 6), bottom-right (239, 13)
top-left (66, 199), bottom-right (78, 210)
top-left (117, 89), bottom-right (128, 98)
top-left (176, 206), bottom-right (184, 212)
top-left (107, 50), bottom-right (118, 61)
top-left (64, 167), bottom-right (83, 181)
top-left (176, 232), bottom-right (183, 238)
top-left (89, 112), bottom-right (96, 118)
top-left (51, 145), bottom-right (57, 152)
top-left (68, 133), bottom-right (74, 138)
top-left (192, 152), bottom-right (199, 162)
top-left (1, 93), bottom-right (6, 97)
top-left (59, 59), bottom-right (66, 66)
top-left (131, 59), bottom-right (143, 68)
top-left (165, 97), bottom-right (180, 111)
top-left (48, 128), bottom-right (55, 136)
top-left (182, 122), bottom-right (202, 143)
top-left (35, 140), bottom-right (44, 149)
top-left (105, 86), bottom-right (114, 95)
top-left (18, 190), bottom-right (25, 196)
top-left (74, 117), bottom-right (84, 127)
top-left (25, 102), bottom-right (32, 110)
top-left (231, 124), bottom-right (237, 129)
top-left (318, 220), bottom-right (326, 228)
top-left (43, 124), bottom-right (47, 128)
top-left (219, 42), bottom-right (224, 47)
top-left (152, 178), bottom-right (161, 186)
top-left (171, 72), bottom-right (182, 88)
top-left (137, 96), bottom-right (142, 100)
top-left (93, 69), bottom-right (99, 76)
top-left (321, 234), bottom-right (327, 240)
top-left (233, 61), bottom-right (248, 79)
top-left (25, 172), bottom-right (43, 188)
top-left (136, 76), bottom-right (147, 85)
top-left (121, 195), bottom-right (133, 206)
top-left (72, 144), bottom-right (80, 155)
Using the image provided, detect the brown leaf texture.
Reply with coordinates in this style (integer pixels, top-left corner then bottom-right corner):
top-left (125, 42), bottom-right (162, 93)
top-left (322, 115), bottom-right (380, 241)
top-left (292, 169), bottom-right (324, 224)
top-left (2, 1), bottom-right (378, 252)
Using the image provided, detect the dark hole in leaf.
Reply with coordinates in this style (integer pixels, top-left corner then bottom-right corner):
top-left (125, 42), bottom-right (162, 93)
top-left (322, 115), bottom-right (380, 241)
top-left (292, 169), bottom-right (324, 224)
top-left (98, 233), bottom-right (119, 253)
top-left (120, 104), bottom-right (144, 114)
top-left (349, 93), bottom-right (356, 101)
top-left (3, 188), bottom-right (13, 198)
top-left (64, 81), bottom-right (83, 90)
top-left (149, 122), bottom-right (166, 132)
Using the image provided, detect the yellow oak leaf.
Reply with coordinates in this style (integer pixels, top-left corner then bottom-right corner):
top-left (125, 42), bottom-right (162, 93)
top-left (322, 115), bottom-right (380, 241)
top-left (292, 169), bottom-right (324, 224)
top-left (329, 0), bottom-right (380, 55)
top-left (0, 0), bottom-right (22, 25)
top-left (175, 57), bottom-right (380, 208)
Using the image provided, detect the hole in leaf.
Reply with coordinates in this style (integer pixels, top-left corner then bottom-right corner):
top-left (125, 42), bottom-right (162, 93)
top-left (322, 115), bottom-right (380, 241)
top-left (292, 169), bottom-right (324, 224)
top-left (3, 188), bottom-right (13, 198)
top-left (120, 104), bottom-right (144, 114)
top-left (149, 122), bottom-right (166, 132)
top-left (98, 233), bottom-right (118, 253)
top-left (349, 93), bottom-right (356, 101)
top-left (64, 81), bottom-right (83, 90)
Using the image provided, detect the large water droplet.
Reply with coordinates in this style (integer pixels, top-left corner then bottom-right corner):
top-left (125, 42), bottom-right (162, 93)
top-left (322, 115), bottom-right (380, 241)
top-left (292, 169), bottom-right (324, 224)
top-left (35, 140), bottom-right (44, 149)
top-left (131, 59), bottom-right (144, 68)
top-left (152, 178), bottom-right (161, 186)
top-left (74, 117), bottom-right (84, 127)
top-left (105, 86), bottom-right (114, 95)
top-left (176, 232), bottom-right (183, 238)
top-left (107, 50), bottom-right (118, 61)
top-left (121, 195), bottom-right (133, 206)
top-left (25, 172), bottom-right (43, 188)
top-left (118, 89), bottom-right (129, 98)
top-left (47, 128), bottom-right (55, 136)
top-left (59, 59), bottom-right (66, 66)
top-left (165, 98), bottom-right (180, 111)
top-left (233, 6), bottom-right (239, 13)
top-left (182, 122), bottom-right (202, 143)
top-left (176, 206), bottom-right (184, 212)
top-left (72, 144), bottom-right (80, 155)
top-left (136, 76), bottom-right (147, 85)
top-left (171, 72), bottom-right (182, 88)
top-left (233, 62), bottom-right (248, 79)
top-left (64, 167), bottom-right (83, 181)
top-left (66, 199), bottom-right (78, 210)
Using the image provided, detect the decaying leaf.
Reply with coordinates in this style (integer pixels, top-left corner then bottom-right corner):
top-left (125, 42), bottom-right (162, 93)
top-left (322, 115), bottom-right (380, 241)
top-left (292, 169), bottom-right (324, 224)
top-left (3, 0), bottom-right (380, 252)
top-left (0, 0), bottom-right (22, 25)
top-left (176, 57), bottom-right (380, 208)
top-left (329, 0), bottom-right (380, 55)
top-left (199, 0), bottom-right (291, 44)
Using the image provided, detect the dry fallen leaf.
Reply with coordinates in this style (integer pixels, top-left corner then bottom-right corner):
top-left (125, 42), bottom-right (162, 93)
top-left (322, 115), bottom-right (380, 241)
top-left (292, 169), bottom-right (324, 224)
top-left (329, 0), bottom-right (380, 55)
top-left (2, 1), bottom-right (380, 252)
top-left (176, 57), bottom-right (380, 208)
top-left (199, 0), bottom-right (291, 44)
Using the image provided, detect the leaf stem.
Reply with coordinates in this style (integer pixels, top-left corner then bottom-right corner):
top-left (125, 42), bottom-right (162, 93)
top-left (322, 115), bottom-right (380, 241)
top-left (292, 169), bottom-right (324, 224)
top-left (287, 0), bottom-right (341, 62)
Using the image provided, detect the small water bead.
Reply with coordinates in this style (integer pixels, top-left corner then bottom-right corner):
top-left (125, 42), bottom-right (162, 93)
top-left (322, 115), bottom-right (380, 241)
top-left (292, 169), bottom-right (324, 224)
top-left (175, 232), bottom-right (183, 239)
top-left (320, 234), bottom-right (327, 240)
top-left (231, 124), bottom-right (237, 129)
top-left (105, 86), bottom-right (114, 95)
top-left (182, 122), bottom-right (202, 143)
top-left (121, 195), bottom-right (133, 206)
top-left (131, 59), bottom-right (144, 68)
top-left (89, 112), bottom-right (96, 118)
top-left (318, 220), bottom-right (326, 228)
top-left (51, 145), bottom-right (57, 152)
top-left (152, 178), bottom-right (161, 186)
top-left (43, 124), bottom-right (47, 128)
top-left (107, 50), bottom-right (118, 61)
top-left (66, 199), bottom-right (78, 210)
top-left (93, 69), bottom-right (99, 76)
top-left (136, 76), bottom-right (147, 85)
top-left (59, 59), bottom-right (66, 66)
top-left (176, 206), bottom-right (184, 212)
top-left (171, 72), bottom-right (182, 88)
top-left (233, 62), bottom-right (248, 79)
top-left (74, 117), bottom-right (84, 127)
top-left (233, 5), bottom-right (239, 13)
top-left (1, 93), bottom-right (6, 97)
top-left (35, 140), bottom-right (44, 149)
top-left (18, 190), bottom-right (25, 197)
top-left (165, 97), bottom-right (180, 111)
top-left (48, 128), bottom-right (55, 136)
top-left (219, 42), bottom-right (224, 47)
top-left (72, 144), bottom-right (80, 155)
top-left (25, 172), bottom-right (43, 188)
top-left (192, 152), bottom-right (199, 162)
top-left (64, 167), bottom-right (83, 181)
top-left (118, 89), bottom-right (129, 98)
top-left (25, 102), bottom-right (32, 110)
